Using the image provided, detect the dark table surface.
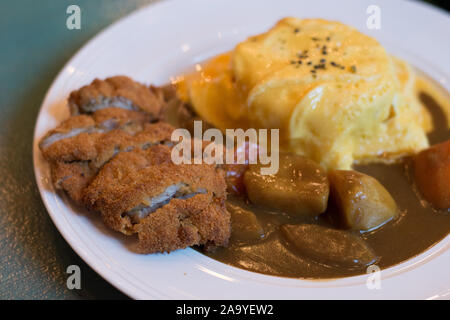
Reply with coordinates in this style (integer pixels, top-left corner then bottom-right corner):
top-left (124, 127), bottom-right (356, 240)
top-left (0, 0), bottom-right (448, 300)
top-left (0, 0), bottom-right (158, 300)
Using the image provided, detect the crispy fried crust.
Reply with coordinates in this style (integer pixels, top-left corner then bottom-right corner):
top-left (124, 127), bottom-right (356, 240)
top-left (50, 161), bottom-right (96, 204)
top-left (134, 200), bottom-right (230, 253)
top-left (40, 108), bottom-right (150, 160)
top-left (40, 81), bottom-right (231, 253)
top-left (83, 144), bottom-right (176, 214)
top-left (40, 107), bottom-right (175, 206)
top-left (43, 122), bottom-right (174, 206)
top-left (40, 107), bottom-right (173, 165)
top-left (91, 107), bottom-right (151, 127)
top-left (83, 144), bottom-right (229, 254)
top-left (68, 76), bottom-right (164, 119)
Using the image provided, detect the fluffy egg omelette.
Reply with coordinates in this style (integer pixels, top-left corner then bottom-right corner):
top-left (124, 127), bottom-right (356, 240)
top-left (177, 18), bottom-right (431, 170)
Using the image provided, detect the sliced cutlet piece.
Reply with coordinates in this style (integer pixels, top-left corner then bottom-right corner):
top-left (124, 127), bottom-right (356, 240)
top-left (134, 200), bottom-right (230, 254)
top-left (86, 121), bottom-right (175, 168)
top-left (83, 145), bottom-right (230, 253)
top-left (46, 124), bottom-right (174, 205)
top-left (40, 109), bottom-right (174, 205)
top-left (40, 108), bottom-right (172, 164)
top-left (39, 115), bottom-right (100, 161)
top-left (39, 107), bottom-right (150, 162)
top-left (50, 161), bottom-right (96, 204)
top-left (83, 144), bottom-right (176, 215)
top-left (91, 107), bottom-right (151, 134)
top-left (131, 165), bottom-right (229, 253)
top-left (68, 76), bottom-right (164, 119)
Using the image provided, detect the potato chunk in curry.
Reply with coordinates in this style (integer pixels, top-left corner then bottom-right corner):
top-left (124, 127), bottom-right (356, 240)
top-left (228, 202), bottom-right (264, 242)
top-left (244, 153), bottom-right (329, 217)
top-left (281, 224), bottom-right (377, 267)
top-left (329, 170), bottom-right (398, 231)
top-left (413, 140), bottom-right (450, 209)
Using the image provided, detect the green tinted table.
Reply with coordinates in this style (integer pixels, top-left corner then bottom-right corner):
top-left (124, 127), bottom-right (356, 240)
top-left (0, 0), bottom-right (157, 299)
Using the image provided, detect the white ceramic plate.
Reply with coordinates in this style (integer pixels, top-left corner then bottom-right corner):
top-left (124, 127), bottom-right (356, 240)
top-left (33, 0), bottom-right (450, 299)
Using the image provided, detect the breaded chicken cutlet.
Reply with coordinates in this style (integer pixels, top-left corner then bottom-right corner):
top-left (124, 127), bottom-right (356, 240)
top-left (39, 76), bottom-right (231, 253)
top-left (40, 107), bottom-right (174, 203)
top-left (83, 144), bottom-right (230, 253)
top-left (68, 76), bottom-right (165, 119)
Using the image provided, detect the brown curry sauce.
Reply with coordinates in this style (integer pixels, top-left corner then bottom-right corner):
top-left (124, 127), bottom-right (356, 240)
top-left (174, 79), bottom-right (450, 279)
top-left (157, 72), bottom-right (450, 279)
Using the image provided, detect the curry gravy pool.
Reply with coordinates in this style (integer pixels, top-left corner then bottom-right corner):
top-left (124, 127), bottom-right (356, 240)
top-left (200, 78), bottom-right (449, 279)
top-left (174, 18), bottom-right (450, 279)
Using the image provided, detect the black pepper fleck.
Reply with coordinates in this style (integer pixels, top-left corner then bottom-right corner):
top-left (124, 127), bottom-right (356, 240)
top-left (314, 63), bottom-right (326, 70)
top-left (330, 61), bottom-right (346, 70)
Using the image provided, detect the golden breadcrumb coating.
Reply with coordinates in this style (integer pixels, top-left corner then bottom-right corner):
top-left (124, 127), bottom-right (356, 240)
top-left (50, 161), bottom-right (96, 204)
top-left (40, 107), bottom-right (174, 205)
top-left (40, 81), bottom-right (231, 253)
top-left (40, 107), bottom-right (173, 164)
top-left (134, 200), bottom-right (230, 253)
top-left (83, 144), bottom-right (230, 253)
top-left (68, 76), bottom-right (165, 119)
